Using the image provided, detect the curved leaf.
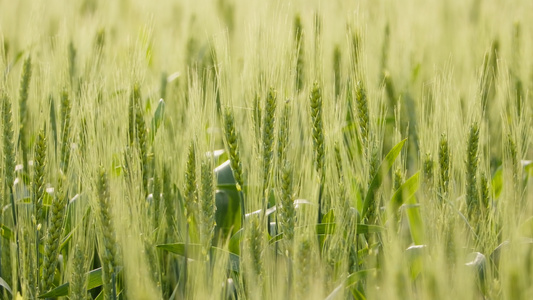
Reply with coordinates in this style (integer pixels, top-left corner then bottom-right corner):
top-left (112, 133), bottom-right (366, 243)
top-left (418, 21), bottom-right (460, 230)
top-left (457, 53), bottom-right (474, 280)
top-left (346, 269), bottom-right (375, 288)
top-left (1, 224), bottom-right (14, 241)
top-left (390, 171), bottom-right (420, 212)
top-left (269, 233), bottom-right (284, 245)
top-left (228, 229), bottom-right (242, 255)
top-left (326, 269), bottom-right (375, 299)
top-left (38, 268), bottom-right (104, 298)
top-left (362, 138), bottom-right (407, 220)
top-left (406, 244), bottom-right (427, 279)
top-left (405, 196), bottom-right (425, 245)
top-left (152, 98), bottom-right (165, 134)
top-left (0, 276), bottom-right (12, 295)
top-left (215, 160), bottom-right (236, 185)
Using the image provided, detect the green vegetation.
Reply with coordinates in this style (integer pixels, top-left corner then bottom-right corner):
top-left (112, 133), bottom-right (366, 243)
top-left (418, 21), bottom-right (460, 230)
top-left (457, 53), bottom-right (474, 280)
top-left (1, 0), bottom-right (533, 299)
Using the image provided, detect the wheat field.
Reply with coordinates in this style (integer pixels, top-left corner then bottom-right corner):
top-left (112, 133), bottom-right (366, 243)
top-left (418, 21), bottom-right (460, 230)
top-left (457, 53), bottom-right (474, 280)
top-left (1, 0), bottom-right (533, 299)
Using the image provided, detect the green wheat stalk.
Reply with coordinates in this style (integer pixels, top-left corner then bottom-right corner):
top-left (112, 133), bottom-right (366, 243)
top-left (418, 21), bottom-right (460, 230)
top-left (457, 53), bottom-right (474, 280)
top-left (333, 45), bottom-right (342, 98)
top-left (48, 94), bottom-right (58, 157)
top-left (163, 165), bottom-right (177, 236)
top-left (2, 93), bottom-right (16, 221)
top-left (128, 84), bottom-right (141, 146)
top-left (309, 82), bottom-right (325, 175)
top-left (438, 133), bottom-right (450, 198)
top-left (507, 133), bottom-right (519, 189)
top-left (200, 159), bottom-right (216, 259)
top-left (2, 93), bottom-right (21, 295)
top-left (465, 122), bottom-right (480, 219)
top-left (313, 12), bottom-right (322, 70)
top-left (277, 100), bottom-right (291, 164)
top-left (33, 129), bottom-right (47, 226)
top-left (309, 82), bottom-right (325, 223)
top-left (41, 175), bottom-right (68, 292)
top-left (393, 167), bottom-right (404, 224)
top-left (383, 71), bottom-right (396, 108)
top-left (279, 161), bottom-right (295, 244)
top-left (334, 141), bottom-right (351, 226)
top-left (2, 92), bottom-right (18, 296)
top-left (479, 172), bottom-right (490, 212)
top-left (423, 152), bottom-right (434, 189)
top-left (294, 14), bottom-right (304, 92)
top-left (261, 87), bottom-right (277, 214)
top-left (380, 23), bottom-right (390, 72)
top-left (184, 142), bottom-right (198, 223)
top-left (60, 90), bottom-right (72, 173)
top-left (246, 217), bottom-right (264, 284)
top-left (252, 94), bottom-right (262, 147)
top-left (18, 56), bottom-right (32, 171)
top-left (182, 142), bottom-right (198, 296)
top-left (279, 159), bottom-right (295, 298)
top-left (350, 29), bottom-right (361, 68)
top-left (21, 229), bottom-right (35, 299)
top-left (479, 40), bottom-right (499, 111)
top-left (69, 244), bottom-right (87, 300)
top-left (365, 147), bottom-right (380, 224)
top-left (68, 41), bottom-right (77, 83)
top-left (96, 166), bottom-right (118, 300)
top-left (222, 107), bottom-right (245, 227)
top-left (296, 237), bottom-right (312, 298)
top-left (506, 133), bottom-right (522, 213)
top-left (33, 128), bottom-right (46, 292)
top-left (135, 88), bottom-right (149, 195)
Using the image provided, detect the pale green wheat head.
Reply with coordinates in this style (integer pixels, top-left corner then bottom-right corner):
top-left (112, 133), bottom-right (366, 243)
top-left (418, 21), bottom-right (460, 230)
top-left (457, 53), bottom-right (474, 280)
top-left (309, 81), bottom-right (325, 178)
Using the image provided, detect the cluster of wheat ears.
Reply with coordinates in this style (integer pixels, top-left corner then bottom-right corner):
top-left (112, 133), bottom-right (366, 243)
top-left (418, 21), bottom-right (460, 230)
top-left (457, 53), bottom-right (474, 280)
top-left (1, 0), bottom-right (533, 299)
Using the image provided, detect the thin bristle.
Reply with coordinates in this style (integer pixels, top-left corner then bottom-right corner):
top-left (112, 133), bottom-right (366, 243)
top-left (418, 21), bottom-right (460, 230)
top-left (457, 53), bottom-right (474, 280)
top-left (69, 245), bottom-right (87, 300)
